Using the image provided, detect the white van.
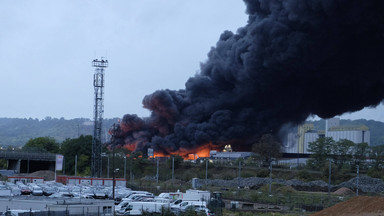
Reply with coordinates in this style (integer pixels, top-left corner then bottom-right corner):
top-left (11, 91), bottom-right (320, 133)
top-left (124, 191), bottom-right (153, 198)
top-left (122, 193), bottom-right (154, 202)
top-left (116, 202), bottom-right (168, 215)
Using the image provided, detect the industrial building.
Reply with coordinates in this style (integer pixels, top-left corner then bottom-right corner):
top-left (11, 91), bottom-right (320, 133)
top-left (284, 118), bottom-right (370, 154)
top-left (209, 150), bottom-right (253, 161)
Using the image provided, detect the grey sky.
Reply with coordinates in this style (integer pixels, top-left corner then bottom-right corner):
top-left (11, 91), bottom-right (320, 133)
top-left (1, 1), bottom-right (383, 122)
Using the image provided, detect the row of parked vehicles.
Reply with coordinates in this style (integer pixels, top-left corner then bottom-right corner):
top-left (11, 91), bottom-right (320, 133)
top-left (0, 181), bottom-right (215, 215)
top-left (0, 181), bottom-right (127, 199)
top-left (114, 189), bottom-right (215, 216)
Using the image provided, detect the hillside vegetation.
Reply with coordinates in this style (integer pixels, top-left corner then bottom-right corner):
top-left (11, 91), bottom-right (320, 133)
top-left (0, 117), bottom-right (383, 147)
top-left (0, 117), bottom-right (119, 147)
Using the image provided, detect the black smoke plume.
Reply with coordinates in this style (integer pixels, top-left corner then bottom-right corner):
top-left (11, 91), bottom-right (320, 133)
top-left (111, 0), bottom-right (384, 154)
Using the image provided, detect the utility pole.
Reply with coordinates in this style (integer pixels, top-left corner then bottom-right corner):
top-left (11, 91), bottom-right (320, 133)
top-left (130, 157), bottom-right (133, 185)
top-left (156, 157), bottom-right (159, 184)
top-left (100, 155), bottom-right (103, 177)
top-left (205, 159), bottom-right (208, 187)
top-left (328, 160), bottom-right (332, 199)
top-left (356, 165), bottom-right (359, 196)
top-left (269, 161), bottom-right (272, 195)
top-left (124, 156), bottom-right (127, 180)
top-left (238, 160), bottom-right (241, 188)
top-left (75, 155), bottom-right (77, 176)
top-left (172, 156), bottom-right (174, 184)
top-left (107, 155), bottom-right (110, 178)
top-left (112, 148), bottom-right (115, 200)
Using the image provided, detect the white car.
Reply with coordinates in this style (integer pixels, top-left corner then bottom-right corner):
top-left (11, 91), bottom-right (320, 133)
top-left (31, 186), bottom-right (43, 196)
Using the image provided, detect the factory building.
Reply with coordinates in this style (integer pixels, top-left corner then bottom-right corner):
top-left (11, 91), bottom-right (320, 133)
top-left (283, 118), bottom-right (370, 154)
top-left (209, 150), bottom-right (253, 161)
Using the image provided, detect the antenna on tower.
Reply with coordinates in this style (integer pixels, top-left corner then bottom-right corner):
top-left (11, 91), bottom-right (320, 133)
top-left (91, 57), bottom-right (108, 177)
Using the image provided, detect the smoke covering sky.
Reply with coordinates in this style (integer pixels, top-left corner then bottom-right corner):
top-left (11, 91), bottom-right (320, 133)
top-left (109, 0), bottom-right (384, 154)
top-left (1, 0), bottom-right (384, 123)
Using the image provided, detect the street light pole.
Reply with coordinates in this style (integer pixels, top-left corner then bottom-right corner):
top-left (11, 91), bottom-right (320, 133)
top-left (107, 155), bottom-right (110, 178)
top-left (130, 157), bottom-right (133, 184)
top-left (100, 156), bottom-right (103, 177)
top-left (75, 155), bottom-right (77, 176)
top-left (111, 123), bottom-right (116, 201)
top-left (356, 165), bottom-right (359, 196)
top-left (269, 161), bottom-right (272, 195)
top-left (124, 156), bottom-right (127, 180)
top-left (238, 160), bottom-right (241, 188)
top-left (205, 159), bottom-right (208, 187)
top-left (328, 160), bottom-right (332, 198)
top-left (172, 156), bottom-right (174, 184)
top-left (156, 157), bottom-right (159, 184)
top-left (112, 162), bottom-right (115, 201)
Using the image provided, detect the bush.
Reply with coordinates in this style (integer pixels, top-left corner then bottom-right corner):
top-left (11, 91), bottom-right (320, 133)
top-left (297, 170), bottom-right (311, 181)
top-left (257, 169), bottom-right (269, 177)
top-left (241, 171), bottom-right (254, 178)
top-left (181, 170), bottom-right (194, 181)
top-left (275, 185), bottom-right (296, 194)
top-left (367, 168), bottom-right (384, 180)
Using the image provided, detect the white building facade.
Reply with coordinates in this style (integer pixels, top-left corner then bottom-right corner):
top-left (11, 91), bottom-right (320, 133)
top-left (283, 118), bottom-right (370, 154)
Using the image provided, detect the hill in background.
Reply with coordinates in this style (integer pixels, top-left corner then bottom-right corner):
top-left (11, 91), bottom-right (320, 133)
top-left (0, 117), bottom-right (119, 147)
top-left (0, 117), bottom-right (383, 147)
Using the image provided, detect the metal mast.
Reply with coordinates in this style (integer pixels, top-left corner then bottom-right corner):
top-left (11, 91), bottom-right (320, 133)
top-left (91, 57), bottom-right (108, 177)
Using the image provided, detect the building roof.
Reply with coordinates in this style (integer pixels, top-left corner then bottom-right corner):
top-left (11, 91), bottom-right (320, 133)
top-left (210, 152), bottom-right (253, 159)
top-left (329, 125), bottom-right (369, 131)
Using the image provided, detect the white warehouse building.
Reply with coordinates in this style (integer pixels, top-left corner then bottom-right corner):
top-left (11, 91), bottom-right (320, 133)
top-left (327, 127), bottom-right (369, 144)
top-left (283, 118), bottom-right (370, 154)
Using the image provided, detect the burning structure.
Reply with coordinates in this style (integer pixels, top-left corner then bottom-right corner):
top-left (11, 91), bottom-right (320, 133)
top-left (109, 0), bottom-right (384, 158)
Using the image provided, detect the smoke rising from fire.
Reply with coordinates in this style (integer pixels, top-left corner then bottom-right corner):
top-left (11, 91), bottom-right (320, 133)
top-left (111, 0), bottom-right (384, 154)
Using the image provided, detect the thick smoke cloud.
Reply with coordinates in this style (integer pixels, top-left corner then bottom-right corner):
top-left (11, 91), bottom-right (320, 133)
top-left (111, 0), bottom-right (384, 154)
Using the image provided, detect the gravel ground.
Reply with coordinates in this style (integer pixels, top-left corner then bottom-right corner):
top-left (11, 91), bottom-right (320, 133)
top-left (194, 176), bottom-right (384, 193)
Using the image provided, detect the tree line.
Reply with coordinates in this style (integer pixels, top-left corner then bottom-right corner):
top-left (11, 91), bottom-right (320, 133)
top-left (5, 133), bottom-right (384, 181)
top-left (307, 137), bottom-right (384, 180)
top-left (11, 135), bottom-right (184, 179)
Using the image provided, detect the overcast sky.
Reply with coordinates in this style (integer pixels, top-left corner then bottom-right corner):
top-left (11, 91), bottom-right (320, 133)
top-left (1, 0), bottom-right (383, 122)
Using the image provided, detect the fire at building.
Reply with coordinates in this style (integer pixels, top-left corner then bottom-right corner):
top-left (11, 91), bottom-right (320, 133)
top-left (108, 0), bottom-right (384, 159)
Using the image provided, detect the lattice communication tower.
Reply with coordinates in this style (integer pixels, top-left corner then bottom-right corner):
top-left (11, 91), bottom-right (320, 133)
top-left (91, 57), bottom-right (108, 177)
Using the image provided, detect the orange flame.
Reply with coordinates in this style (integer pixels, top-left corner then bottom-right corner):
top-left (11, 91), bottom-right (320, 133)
top-left (150, 142), bottom-right (220, 160)
top-left (123, 142), bottom-right (139, 152)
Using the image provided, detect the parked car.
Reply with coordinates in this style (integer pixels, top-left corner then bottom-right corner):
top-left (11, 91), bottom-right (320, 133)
top-left (19, 186), bottom-right (31, 195)
top-left (31, 186), bottom-right (43, 196)
top-left (42, 187), bottom-right (55, 196)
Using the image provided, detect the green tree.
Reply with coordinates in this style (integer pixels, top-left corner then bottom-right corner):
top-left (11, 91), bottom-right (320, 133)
top-left (370, 145), bottom-right (384, 170)
top-left (307, 137), bottom-right (334, 169)
top-left (167, 155), bottom-right (183, 170)
top-left (352, 142), bottom-right (370, 169)
top-left (368, 145), bottom-right (384, 178)
top-left (252, 134), bottom-right (281, 166)
top-left (332, 139), bottom-right (354, 169)
top-left (61, 135), bottom-right (92, 176)
top-left (23, 136), bottom-right (60, 153)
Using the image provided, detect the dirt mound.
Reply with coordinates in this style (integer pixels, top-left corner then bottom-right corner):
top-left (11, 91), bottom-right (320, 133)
top-left (28, 170), bottom-right (55, 181)
top-left (311, 196), bottom-right (384, 216)
top-left (12, 170), bottom-right (55, 181)
top-left (333, 187), bottom-right (355, 196)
